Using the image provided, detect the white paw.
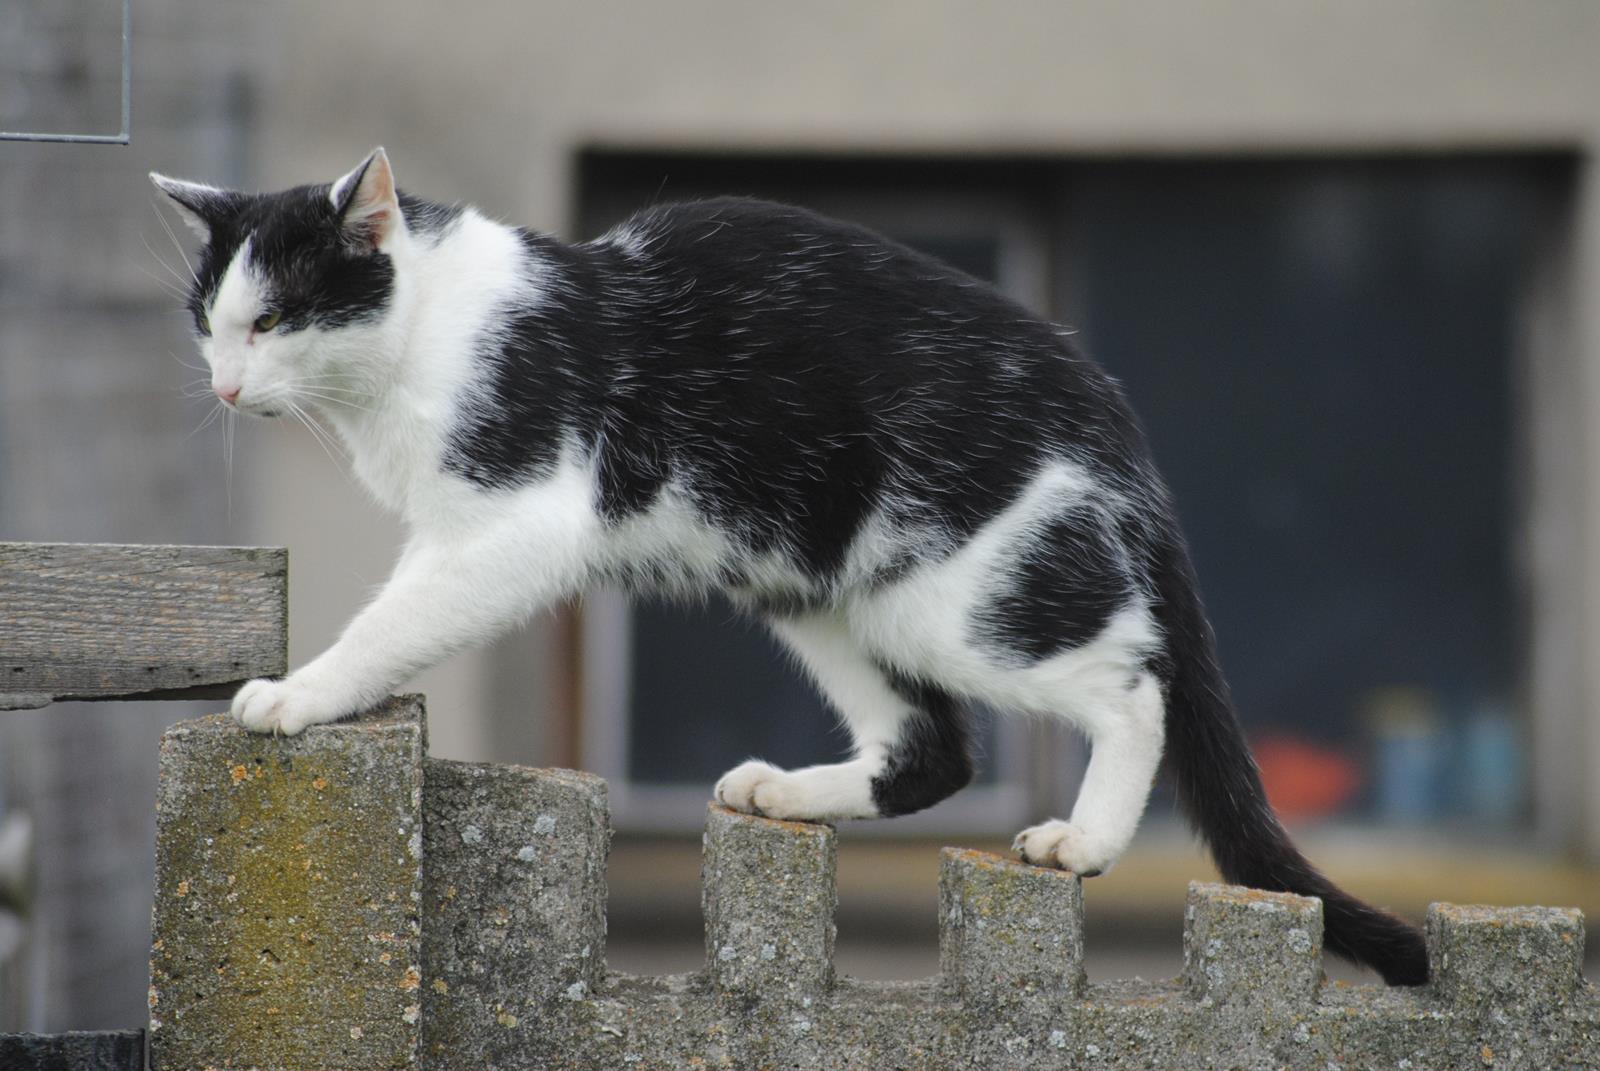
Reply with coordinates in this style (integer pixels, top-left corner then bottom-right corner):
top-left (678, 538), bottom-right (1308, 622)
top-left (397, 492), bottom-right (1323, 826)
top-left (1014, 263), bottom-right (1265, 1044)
top-left (1012, 819), bottom-right (1120, 877)
top-left (231, 676), bottom-right (341, 736)
top-left (714, 759), bottom-right (809, 819)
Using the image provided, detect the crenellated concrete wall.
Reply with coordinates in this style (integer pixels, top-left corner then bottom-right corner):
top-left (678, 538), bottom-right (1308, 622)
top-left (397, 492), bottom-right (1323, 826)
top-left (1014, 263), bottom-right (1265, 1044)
top-left (147, 698), bottom-right (1598, 1069)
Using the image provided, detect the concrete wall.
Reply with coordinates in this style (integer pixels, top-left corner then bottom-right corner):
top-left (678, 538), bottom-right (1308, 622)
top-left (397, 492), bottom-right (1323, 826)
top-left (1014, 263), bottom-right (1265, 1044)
top-left (146, 701), bottom-right (1598, 1070)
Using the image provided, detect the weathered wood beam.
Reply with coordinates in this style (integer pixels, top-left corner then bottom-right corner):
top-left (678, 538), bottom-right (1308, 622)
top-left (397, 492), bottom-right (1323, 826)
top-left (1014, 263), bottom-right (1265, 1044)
top-left (0, 542), bottom-right (287, 709)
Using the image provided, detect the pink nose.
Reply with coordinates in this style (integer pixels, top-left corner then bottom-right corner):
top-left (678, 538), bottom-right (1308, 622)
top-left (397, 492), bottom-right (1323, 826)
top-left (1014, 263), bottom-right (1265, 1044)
top-left (216, 384), bottom-right (241, 404)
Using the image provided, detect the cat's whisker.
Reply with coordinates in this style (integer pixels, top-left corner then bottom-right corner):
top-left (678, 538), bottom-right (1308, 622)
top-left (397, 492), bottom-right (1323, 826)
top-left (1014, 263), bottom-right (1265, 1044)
top-left (139, 226), bottom-right (194, 289)
top-left (289, 401), bottom-right (344, 460)
top-left (307, 419), bottom-right (347, 464)
top-left (169, 350), bottom-right (209, 374)
top-left (134, 258), bottom-right (190, 302)
top-left (151, 200), bottom-right (200, 288)
top-left (222, 406), bottom-right (236, 523)
top-left (283, 379), bottom-right (367, 395)
top-left (290, 388), bottom-right (374, 413)
top-left (184, 400), bottom-right (225, 443)
top-left (280, 376), bottom-right (372, 396)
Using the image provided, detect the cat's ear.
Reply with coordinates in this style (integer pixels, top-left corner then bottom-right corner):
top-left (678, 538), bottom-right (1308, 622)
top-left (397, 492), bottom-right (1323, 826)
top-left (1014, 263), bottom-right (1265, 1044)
top-left (149, 172), bottom-right (240, 240)
top-left (330, 148), bottom-right (402, 252)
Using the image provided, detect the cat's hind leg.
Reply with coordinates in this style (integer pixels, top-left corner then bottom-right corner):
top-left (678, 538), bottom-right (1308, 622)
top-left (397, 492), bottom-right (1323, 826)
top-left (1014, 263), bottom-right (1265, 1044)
top-left (1013, 667), bottom-right (1165, 876)
top-left (714, 611), bottom-right (973, 821)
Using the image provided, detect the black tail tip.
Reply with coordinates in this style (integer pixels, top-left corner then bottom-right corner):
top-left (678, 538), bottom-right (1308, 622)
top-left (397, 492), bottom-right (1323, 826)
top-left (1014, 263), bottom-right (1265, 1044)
top-left (1328, 905), bottom-right (1429, 987)
top-left (1376, 934), bottom-right (1427, 986)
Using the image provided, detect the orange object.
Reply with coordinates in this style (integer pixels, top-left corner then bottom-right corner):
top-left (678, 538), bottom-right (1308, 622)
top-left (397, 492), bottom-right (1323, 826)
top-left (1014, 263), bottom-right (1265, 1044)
top-left (1252, 733), bottom-right (1362, 822)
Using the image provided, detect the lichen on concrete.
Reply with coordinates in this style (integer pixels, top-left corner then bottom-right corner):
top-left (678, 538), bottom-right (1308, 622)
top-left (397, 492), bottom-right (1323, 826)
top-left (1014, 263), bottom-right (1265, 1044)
top-left (148, 695), bottom-right (425, 1070)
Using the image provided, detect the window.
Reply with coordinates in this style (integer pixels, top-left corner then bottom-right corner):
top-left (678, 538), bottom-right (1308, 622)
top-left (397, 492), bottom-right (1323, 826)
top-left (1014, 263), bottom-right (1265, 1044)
top-left (1064, 158), bottom-right (1563, 830)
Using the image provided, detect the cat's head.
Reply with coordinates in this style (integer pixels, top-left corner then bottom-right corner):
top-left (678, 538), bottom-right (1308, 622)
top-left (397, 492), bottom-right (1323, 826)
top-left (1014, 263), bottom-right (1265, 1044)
top-left (151, 148), bottom-right (408, 417)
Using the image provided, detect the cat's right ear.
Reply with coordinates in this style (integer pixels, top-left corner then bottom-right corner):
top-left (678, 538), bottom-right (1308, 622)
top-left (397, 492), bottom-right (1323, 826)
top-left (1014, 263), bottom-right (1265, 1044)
top-left (149, 173), bottom-right (239, 240)
top-left (329, 148), bottom-right (401, 252)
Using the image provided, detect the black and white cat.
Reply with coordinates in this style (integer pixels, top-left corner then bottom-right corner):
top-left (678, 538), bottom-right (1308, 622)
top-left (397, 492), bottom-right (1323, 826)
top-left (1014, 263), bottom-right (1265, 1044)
top-left (151, 149), bottom-right (1428, 985)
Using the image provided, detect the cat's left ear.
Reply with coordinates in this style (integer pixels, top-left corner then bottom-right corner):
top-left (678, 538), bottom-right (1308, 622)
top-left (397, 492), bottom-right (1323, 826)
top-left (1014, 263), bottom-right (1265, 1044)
top-left (330, 147), bottom-right (402, 252)
top-left (149, 173), bottom-right (242, 240)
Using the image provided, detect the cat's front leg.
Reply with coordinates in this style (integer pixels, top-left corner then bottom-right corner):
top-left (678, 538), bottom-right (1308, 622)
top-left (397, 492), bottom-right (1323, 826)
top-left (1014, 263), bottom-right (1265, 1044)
top-left (232, 515), bottom-right (590, 735)
top-left (232, 675), bottom-right (345, 737)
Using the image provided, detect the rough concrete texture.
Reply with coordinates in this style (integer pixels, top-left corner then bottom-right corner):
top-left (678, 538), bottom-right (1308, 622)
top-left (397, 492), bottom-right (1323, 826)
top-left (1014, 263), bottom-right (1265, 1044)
top-left (421, 758), bottom-right (608, 1067)
top-left (939, 847), bottom-right (1085, 1024)
top-left (1426, 901), bottom-right (1593, 1068)
top-left (1183, 881), bottom-right (1323, 1009)
top-left (703, 803), bottom-right (836, 1002)
top-left (149, 698), bottom-right (1600, 1069)
top-left (148, 695), bottom-right (425, 1070)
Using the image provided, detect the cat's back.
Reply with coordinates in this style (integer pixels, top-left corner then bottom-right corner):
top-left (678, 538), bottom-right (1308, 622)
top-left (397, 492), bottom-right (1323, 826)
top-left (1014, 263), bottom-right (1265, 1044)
top-left (589, 196), bottom-right (1114, 395)
top-left (572, 197), bottom-right (1155, 535)
top-left (596, 195), bottom-right (1002, 310)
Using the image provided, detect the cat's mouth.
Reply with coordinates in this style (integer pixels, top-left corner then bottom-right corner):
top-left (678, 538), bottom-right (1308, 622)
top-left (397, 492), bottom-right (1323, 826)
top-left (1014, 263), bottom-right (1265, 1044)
top-left (223, 399), bottom-right (282, 419)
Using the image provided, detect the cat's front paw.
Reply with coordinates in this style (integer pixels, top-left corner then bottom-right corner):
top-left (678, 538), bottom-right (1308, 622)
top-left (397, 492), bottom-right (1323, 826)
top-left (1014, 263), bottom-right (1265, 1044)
top-left (1012, 819), bottom-right (1120, 877)
top-left (715, 759), bottom-right (805, 819)
top-left (231, 676), bottom-right (343, 736)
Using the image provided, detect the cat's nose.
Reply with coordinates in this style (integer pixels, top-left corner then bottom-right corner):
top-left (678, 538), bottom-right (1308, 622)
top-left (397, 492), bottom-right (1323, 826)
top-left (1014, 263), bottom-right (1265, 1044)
top-left (215, 384), bottom-right (241, 404)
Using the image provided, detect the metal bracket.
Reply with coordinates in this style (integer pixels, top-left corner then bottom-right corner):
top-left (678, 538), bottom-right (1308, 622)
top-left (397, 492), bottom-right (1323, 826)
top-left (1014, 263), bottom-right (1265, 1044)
top-left (0, 0), bottom-right (130, 145)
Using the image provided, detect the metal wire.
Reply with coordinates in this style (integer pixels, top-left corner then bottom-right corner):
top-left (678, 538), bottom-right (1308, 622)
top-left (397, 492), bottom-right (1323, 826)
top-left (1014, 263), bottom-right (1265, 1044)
top-left (0, 0), bottom-right (131, 144)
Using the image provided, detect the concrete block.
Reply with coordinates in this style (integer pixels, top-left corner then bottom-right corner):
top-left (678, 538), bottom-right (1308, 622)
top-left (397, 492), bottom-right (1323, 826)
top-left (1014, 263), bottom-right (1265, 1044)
top-left (938, 848), bottom-right (1085, 1021)
top-left (148, 695), bottom-right (425, 1070)
top-left (702, 804), bottom-right (836, 1003)
top-left (1183, 882), bottom-right (1323, 1008)
top-left (421, 759), bottom-right (608, 1066)
top-left (1426, 902), bottom-right (1586, 1015)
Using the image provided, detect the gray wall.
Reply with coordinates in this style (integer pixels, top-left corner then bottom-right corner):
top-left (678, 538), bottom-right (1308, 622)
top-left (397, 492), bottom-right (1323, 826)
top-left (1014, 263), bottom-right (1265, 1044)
top-left (0, 0), bottom-right (266, 1032)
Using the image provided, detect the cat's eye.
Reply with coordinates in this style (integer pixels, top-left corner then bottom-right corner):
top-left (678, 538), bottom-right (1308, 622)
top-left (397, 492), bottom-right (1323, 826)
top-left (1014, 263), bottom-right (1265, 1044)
top-left (253, 310), bottom-right (283, 333)
top-left (196, 308), bottom-right (210, 336)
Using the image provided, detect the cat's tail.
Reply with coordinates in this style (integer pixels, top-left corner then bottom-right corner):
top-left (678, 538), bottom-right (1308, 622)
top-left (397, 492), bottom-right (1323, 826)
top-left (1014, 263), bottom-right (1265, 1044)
top-left (1151, 531), bottom-right (1430, 987)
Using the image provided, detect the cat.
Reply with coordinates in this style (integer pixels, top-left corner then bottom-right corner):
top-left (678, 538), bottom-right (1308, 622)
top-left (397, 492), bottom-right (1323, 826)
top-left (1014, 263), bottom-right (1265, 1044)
top-left (151, 148), bottom-right (1428, 985)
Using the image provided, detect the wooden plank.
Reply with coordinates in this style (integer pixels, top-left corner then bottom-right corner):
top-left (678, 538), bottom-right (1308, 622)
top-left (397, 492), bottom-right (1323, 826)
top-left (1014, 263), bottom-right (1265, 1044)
top-left (0, 543), bottom-right (286, 709)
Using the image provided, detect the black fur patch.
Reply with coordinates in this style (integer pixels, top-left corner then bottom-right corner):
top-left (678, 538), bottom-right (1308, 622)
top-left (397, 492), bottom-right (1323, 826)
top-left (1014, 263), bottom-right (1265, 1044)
top-left (182, 187), bottom-right (460, 336)
top-left (244, 185), bottom-right (395, 331)
top-left (976, 507), bottom-right (1137, 661)
top-left (442, 235), bottom-right (601, 486)
top-left (870, 672), bottom-right (974, 818)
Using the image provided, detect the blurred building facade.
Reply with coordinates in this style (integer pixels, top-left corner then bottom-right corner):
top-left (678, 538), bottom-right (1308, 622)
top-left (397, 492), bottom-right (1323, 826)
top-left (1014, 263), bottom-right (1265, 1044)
top-left (4, 0), bottom-right (1600, 1031)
